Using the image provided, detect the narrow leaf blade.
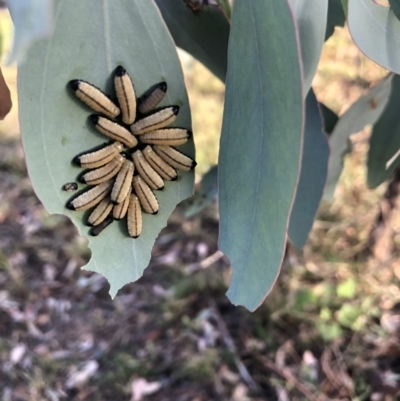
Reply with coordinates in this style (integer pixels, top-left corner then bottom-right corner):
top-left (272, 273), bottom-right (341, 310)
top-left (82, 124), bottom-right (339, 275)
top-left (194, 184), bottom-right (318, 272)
top-left (289, 0), bottom-right (328, 94)
top-left (368, 74), bottom-right (400, 188)
top-left (219, 0), bottom-right (303, 311)
top-left (288, 90), bottom-right (329, 249)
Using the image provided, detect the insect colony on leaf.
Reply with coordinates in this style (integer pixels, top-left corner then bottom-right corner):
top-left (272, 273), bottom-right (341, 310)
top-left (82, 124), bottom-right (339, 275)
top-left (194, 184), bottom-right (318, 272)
top-left (66, 66), bottom-right (196, 238)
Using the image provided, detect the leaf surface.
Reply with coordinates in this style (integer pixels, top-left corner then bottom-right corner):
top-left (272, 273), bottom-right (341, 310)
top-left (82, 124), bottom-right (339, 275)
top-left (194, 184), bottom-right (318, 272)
top-left (368, 74), bottom-right (400, 188)
top-left (219, 0), bottom-right (303, 310)
top-left (155, 0), bottom-right (230, 82)
top-left (289, 0), bottom-right (328, 94)
top-left (325, 0), bottom-right (346, 40)
top-left (348, 0), bottom-right (400, 74)
top-left (288, 90), bottom-right (329, 249)
top-left (389, 0), bottom-right (400, 22)
top-left (185, 165), bottom-right (218, 217)
top-left (18, 0), bottom-right (194, 297)
top-left (323, 75), bottom-right (392, 200)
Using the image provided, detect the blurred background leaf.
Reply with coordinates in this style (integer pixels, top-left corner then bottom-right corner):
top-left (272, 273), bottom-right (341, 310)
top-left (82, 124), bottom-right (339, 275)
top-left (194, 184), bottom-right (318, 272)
top-left (18, 0), bottom-right (194, 297)
top-left (185, 165), bottom-right (218, 218)
top-left (348, 0), bottom-right (400, 74)
top-left (155, 0), bottom-right (230, 82)
top-left (5, 0), bottom-right (53, 64)
top-left (367, 75), bottom-right (400, 188)
top-left (389, 0), bottom-right (400, 21)
top-left (219, 0), bottom-right (303, 310)
top-left (323, 75), bottom-right (393, 200)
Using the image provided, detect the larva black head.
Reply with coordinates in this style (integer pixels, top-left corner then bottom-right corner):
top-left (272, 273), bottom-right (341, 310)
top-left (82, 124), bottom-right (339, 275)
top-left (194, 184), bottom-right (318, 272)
top-left (190, 160), bottom-right (197, 169)
top-left (90, 114), bottom-right (100, 125)
top-left (158, 82), bottom-right (167, 92)
top-left (77, 173), bottom-right (87, 184)
top-left (172, 105), bottom-right (180, 115)
top-left (69, 79), bottom-right (81, 91)
top-left (156, 185), bottom-right (165, 191)
top-left (115, 65), bottom-right (127, 76)
top-left (187, 130), bottom-right (193, 139)
top-left (66, 201), bottom-right (77, 211)
top-left (73, 155), bottom-right (82, 166)
top-left (132, 235), bottom-right (140, 239)
top-left (90, 217), bottom-right (113, 236)
top-left (171, 175), bottom-right (178, 181)
top-left (151, 210), bottom-right (158, 215)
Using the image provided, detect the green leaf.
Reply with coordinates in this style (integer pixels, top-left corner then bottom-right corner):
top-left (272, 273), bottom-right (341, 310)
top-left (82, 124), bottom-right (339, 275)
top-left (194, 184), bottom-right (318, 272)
top-left (319, 102), bottom-right (338, 135)
top-left (18, 0), bottom-right (195, 297)
top-left (155, 0), bottom-right (230, 82)
top-left (288, 90), bottom-right (329, 250)
top-left (368, 74), bottom-right (400, 188)
top-left (337, 304), bottom-right (362, 329)
top-left (337, 278), bottom-right (357, 299)
top-left (317, 321), bottom-right (343, 341)
top-left (389, 0), bottom-right (400, 22)
top-left (6, 0), bottom-right (53, 64)
top-left (219, 1), bottom-right (303, 311)
top-left (323, 75), bottom-right (393, 200)
top-left (348, 0), bottom-right (400, 74)
top-left (185, 165), bottom-right (218, 218)
top-left (289, 0), bottom-right (328, 94)
top-left (325, 0), bottom-right (346, 40)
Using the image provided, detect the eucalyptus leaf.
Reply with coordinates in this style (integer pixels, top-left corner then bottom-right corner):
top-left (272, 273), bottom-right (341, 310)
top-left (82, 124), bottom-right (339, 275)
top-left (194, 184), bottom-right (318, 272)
top-left (348, 0), bottom-right (400, 74)
top-left (389, 0), bottom-right (400, 22)
top-left (185, 165), bottom-right (218, 218)
top-left (368, 74), bottom-right (400, 188)
top-left (219, 0), bottom-right (303, 311)
top-left (289, 0), bottom-right (328, 95)
top-left (319, 102), bottom-right (338, 135)
top-left (155, 0), bottom-right (230, 82)
top-left (323, 75), bottom-right (393, 200)
top-left (325, 0), bottom-right (346, 40)
top-left (18, 0), bottom-right (195, 297)
top-left (288, 90), bottom-right (329, 250)
top-left (6, 0), bottom-right (53, 64)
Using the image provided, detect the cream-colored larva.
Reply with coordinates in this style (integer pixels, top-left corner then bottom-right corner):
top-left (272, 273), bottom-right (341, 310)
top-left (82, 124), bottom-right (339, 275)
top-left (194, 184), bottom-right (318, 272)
top-left (142, 146), bottom-right (178, 181)
top-left (91, 115), bottom-right (138, 148)
top-left (69, 80), bottom-right (120, 119)
top-left (74, 142), bottom-right (124, 169)
top-left (132, 150), bottom-right (164, 190)
top-left (78, 154), bottom-right (125, 185)
top-left (138, 82), bottom-right (167, 114)
top-left (130, 106), bottom-right (179, 135)
top-left (138, 128), bottom-right (191, 146)
top-left (87, 197), bottom-right (113, 226)
top-left (112, 189), bottom-right (131, 220)
top-left (114, 66), bottom-right (136, 125)
top-left (111, 159), bottom-right (134, 204)
top-left (132, 175), bottom-right (159, 214)
top-left (153, 145), bottom-right (196, 172)
top-left (66, 181), bottom-right (113, 211)
top-left (127, 193), bottom-right (142, 238)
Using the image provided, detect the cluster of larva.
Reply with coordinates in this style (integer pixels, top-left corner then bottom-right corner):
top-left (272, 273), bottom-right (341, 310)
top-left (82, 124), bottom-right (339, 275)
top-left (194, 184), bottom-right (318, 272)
top-left (66, 66), bottom-right (196, 237)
